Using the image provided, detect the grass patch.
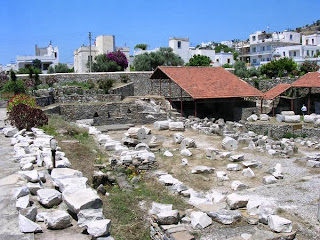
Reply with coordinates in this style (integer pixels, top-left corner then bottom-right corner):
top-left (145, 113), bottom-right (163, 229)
top-left (102, 174), bottom-right (189, 240)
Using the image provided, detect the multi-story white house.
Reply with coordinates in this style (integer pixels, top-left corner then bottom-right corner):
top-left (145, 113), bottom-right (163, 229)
top-left (16, 42), bottom-right (59, 72)
top-left (249, 31), bottom-right (300, 66)
top-left (74, 35), bottom-right (130, 73)
top-left (273, 45), bottom-right (320, 64)
top-left (302, 32), bottom-right (320, 46)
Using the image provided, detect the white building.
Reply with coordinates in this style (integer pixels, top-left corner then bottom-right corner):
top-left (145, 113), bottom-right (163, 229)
top-left (273, 45), bottom-right (320, 65)
top-left (302, 32), bottom-right (320, 46)
top-left (249, 31), bottom-right (300, 66)
top-left (16, 42), bottom-right (59, 72)
top-left (214, 51), bottom-right (235, 66)
top-left (74, 35), bottom-right (130, 73)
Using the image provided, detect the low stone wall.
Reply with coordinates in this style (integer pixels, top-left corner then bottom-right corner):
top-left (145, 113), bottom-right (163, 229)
top-left (109, 82), bottom-right (134, 99)
top-left (36, 96), bottom-right (54, 107)
top-left (56, 94), bottom-right (121, 103)
top-left (58, 102), bottom-right (167, 125)
top-left (244, 123), bottom-right (293, 139)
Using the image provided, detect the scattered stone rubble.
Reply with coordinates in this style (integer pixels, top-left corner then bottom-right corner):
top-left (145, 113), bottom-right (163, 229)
top-left (2, 126), bottom-right (113, 239)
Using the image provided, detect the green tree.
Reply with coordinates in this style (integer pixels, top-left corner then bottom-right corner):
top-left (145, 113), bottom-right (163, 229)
top-left (214, 44), bottom-right (234, 53)
top-left (32, 59), bottom-right (42, 70)
top-left (47, 66), bottom-right (55, 73)
top-left (234, 61), bottom-right (249, 78)
top-left (186, 55), bottom-right (211, 66)
top-left (260, 58), bottom-right (297, 78)
top-left (88, 54), bottom-right (121, 72)
top-left (300, 60), bottom-right (320, 73)
top-left (133, 47), bottom-right (184, 71)
top-left (54, 63), bottom-right (69, 73)
top-left (134, 44), bottom-right (148, 50)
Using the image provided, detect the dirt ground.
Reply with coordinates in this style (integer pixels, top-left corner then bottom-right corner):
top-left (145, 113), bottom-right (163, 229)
top-left (108, 124), bottom-right (320, 240)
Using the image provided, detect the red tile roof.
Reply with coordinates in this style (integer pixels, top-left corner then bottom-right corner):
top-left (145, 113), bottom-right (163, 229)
top-left (150, 66), bottom-right (263, 99)
top-left (263, 84), bottom-right (292, 100)
top-left (292, 72), bottom-right (320, 88)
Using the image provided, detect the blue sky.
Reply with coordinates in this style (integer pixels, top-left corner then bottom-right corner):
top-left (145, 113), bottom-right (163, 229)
top-left (1, 0), bottom-right (319, 66)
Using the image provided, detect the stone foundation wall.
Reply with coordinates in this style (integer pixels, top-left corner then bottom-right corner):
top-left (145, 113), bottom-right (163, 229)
top-left (244, 123), bottom-right (293, 139)
top-left (109, 82), bottom-right (134, 99)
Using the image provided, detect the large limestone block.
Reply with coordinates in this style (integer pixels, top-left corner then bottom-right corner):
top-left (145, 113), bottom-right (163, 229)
top-left (37, 189), bottom-right (62, 208)
top-left (51, 168), bottom-right (83, 180)
top-left (20, 206), bottom-right (37, 222)
top-left (149, 202), bottom-right (173, 215)
top-left (156, 210), bottom-right (180, 225)
top-left (231, 181), bottom-right (248, 191)
top-left (3, 127), bottom-right (18, 137)
top-left (222, 136), bottom-right (238, 151)
top-left (18, 170), bottom-right (40, 183)
top-left (247, 114), bottom-right (258, 122)
top-left (14, 186), bottom-right (30, 199)
top-left (283, 115), bottom-right (300, 123)
top-left (173, 133), bottom-right (185, 144)
top-left (242, 168), bottom-right (255, 178)
top-left (63, 188), bottom-right (103, 213)
top-left (191, 166), bottom-right (215, 174)
top-left (154, 120), bottom-right (170, 130)
top-left (127, 127), bottom-right (146, 140)
top-left (262, 175), bottom-right (277, 185)
top-left (227, 164), bottom-right (241, 171)
top-left (181, 148), bottom-right (192, 157)
top-left (268, 215), bottom-right (292, 233)
top-left (77, 208), bottom-right (105, 227)
top-left (208, 209), bottom-right (241, 224)
top-left (190, 211), bottom-right (212, 229)
top-left (42, 210), bottom-right (72, 230)
top-left (226, 193), bottom-right (249, 209)
top-left (19, 214), bottom-right (42, 233)
top-left (169, 122), bottom-right (185, 131)
top-left (281, 111), bottom-right (295, 116)
top-left (247, 199), bottom-right (263, 216)
top-left (260, 114), bottom-right (269, 121)
top-left (304, 115), bottom-right (316, 123)
top-left (86, 219), bottom-right (111, 238)
top-left (16, 195), bottom-right (30, 210)
top-left (55, 177), bottom-right (88, 192)
top-left (27, 182), bottom-right (43, 195)
top-left (181, 138), bottom-right (196, 149)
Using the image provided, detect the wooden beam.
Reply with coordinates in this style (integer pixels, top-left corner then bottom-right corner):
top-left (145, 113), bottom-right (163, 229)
top-left (194, 99), bottom-right (197, 117)
top-left (308, 87), bottom-right (311, 115)
top-left (272, 100), bottom-right (275, 117)
top-left (180, 88), bottom-right (183, 117)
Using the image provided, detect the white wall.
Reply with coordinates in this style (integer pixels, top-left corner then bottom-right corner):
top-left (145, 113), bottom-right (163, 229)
top-left (302, 33), bottom-right (320, 46)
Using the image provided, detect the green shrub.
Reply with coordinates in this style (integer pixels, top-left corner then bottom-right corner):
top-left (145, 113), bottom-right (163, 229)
top-left (7, 94), bottom-right (38, 112)
top-left (2, 75), bottom-right (26, 94)
top-left (44, 75), bottom-right (58, 87)
top-left (7, 103), bottom-right (48, 130)
top-left (98, 79), bottom-right (114, 94)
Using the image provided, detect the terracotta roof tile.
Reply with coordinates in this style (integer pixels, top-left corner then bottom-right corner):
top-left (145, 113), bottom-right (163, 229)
top-left (292, 72), bottom-right (320, 88)
top-left (150, 66), bottom-right (263, 99)
top-left (263, 84), bottom-right (291, 100)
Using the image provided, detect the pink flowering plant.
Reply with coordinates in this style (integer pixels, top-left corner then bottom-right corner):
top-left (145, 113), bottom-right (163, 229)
top-left (7, 94), bottom-right (38, 112)
top-left (106, 51), bottom-right (128, 70)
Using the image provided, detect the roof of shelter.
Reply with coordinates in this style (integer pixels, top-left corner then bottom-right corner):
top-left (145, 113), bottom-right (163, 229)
top-left (150, 66), bottom-right (263, 99)
top-left (291, 72), bottom-right (320, 88)
top-left (263, 84), bottom-right (292, 100)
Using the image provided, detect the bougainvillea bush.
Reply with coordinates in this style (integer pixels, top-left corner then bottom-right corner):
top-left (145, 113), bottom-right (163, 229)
top-left (7, 103), bottom-right (48, 130)
top-left (106, 51), bottom-right (128, 70)
top-left (7, 94), bottom-right (38, 112)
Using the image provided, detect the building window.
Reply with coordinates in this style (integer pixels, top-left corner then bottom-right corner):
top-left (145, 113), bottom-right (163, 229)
top-left (177, 41), bottom-right (181, 49)
top-left (252, 36), bottom-right (256, 41)
top-left (88, 56), bottom-right (93, 62)
top-left (227, 59), bottom-right (230, 63)
top-left (262, 46), bottom-right (265, 51)
top-left (267, 58), bottom-right (271, 61)
top-left (311, 51), bottom-right (314, 56)
top-left (290, 34), bottom-right (293, 40)
top-left (216, 59), bottom-right (219, 62)
top-left (306, 40), bottom-right (309, 45)
top-left (312, 39), bottom-right (314, 45)
top-left (307, 50), bottom-right (310, 56)
top-left (293, 51), bottom-right (296, 57)
top-left (253, 59), bottom-right (257, 64)
top-left (252, 47), bottom-right (256, 53)
top-left (54, 52), bottom-right (57, 58)
top-left (283, 52), bottom-right (285, 57)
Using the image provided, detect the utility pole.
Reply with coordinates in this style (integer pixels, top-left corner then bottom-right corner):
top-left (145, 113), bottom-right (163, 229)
top-left (89, 32), bottom-right (92, 72)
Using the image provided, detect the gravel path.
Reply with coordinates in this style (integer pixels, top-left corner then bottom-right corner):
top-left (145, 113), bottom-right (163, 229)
top-left (0, 108), bottom-right (34, 240)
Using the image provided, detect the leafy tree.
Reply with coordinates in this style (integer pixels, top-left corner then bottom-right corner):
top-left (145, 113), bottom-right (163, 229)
top-left (106, 51), bottom-right (128, 70)
top-left (134, 44), bottom-right (148, 50)
top-left (260, 58), bottom-right (297, 78)
top-left (133, 47), bottom-right (184, 71)
top-left (47, 66), bottom-right (55, 73)
top-left (233, 52), bottom-right (239, 61)
top-left (98, 79), bottom-right (114, 94)
top-left (18, 66), bottom-right (42, 74)
top-left (32, 59), bottom-right (42, 70)
top-left (0, 71), bottom-right (9, 90)
top-left (300, 60), bottom-right (320, 74)
top-left (214, 44), bottom-right (234, 53)
top-left (222, 63), bottom-right (233, 68)
top-left (186, 55), bottom-right (211, 66)
top-left (54, 63), bottom-right (69, 73)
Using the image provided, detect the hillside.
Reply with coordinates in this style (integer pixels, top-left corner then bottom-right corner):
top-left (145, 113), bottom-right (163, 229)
top-left (295, 19), bottom-right (320, 35)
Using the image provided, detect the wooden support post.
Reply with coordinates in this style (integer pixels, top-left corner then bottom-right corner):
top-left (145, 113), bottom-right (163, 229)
top-left (169, 80), bottom-right (171, 104)
top-left (272, 100), bottom-right (275, 117)
top-left (291, 98), bottom-right (294, 111)
top-left (194, 99), bottom-right (197, 117)
top-left (159, 78), bottom-right (162, 96)
top-left (260, 98), bottom-right (263, 114)
top-left (308, 87), bottom-right (311, 115)
top-left (180, 88), bottom-right (183, 117)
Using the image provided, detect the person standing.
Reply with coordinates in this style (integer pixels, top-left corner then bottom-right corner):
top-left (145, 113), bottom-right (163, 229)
top-left (301, 104), bottom-right (307, 116)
